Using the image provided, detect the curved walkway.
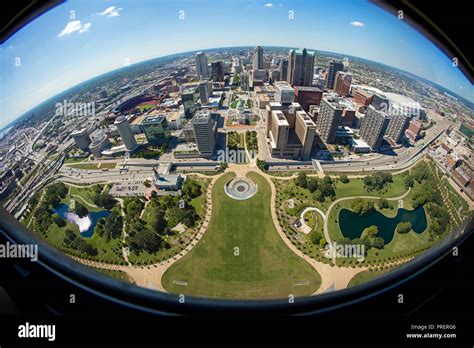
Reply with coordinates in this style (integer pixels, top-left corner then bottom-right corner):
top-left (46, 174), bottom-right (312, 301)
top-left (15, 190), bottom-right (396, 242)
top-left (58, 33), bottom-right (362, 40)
top-left (70, 171), bottom-right (224, 292)
top-left (299, 207), bottom-right (326, 235)
top-left (323, 188), bottom-right (411, 264)
top-left (261, 171), bottom-right (368, 294)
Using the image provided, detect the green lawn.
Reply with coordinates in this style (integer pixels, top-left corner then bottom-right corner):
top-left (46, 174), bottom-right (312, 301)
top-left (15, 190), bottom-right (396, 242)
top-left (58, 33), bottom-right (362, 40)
top-left (347, 269), bottom-right (392, 288)
top-left (66, 163), bottom-right (100, 170)
top-left (162, 171), bottom-right (321, 299)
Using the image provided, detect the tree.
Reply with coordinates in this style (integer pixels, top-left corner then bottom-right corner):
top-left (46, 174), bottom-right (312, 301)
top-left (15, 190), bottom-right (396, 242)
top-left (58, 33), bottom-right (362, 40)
top-left (340, 174), bottom-right (349, 184)
top-left (308, 230), bottom-right (323, 245)
top-left (319, 176), bottom-right (335, 198)
top-left (313, 190), bottom-right (324, 202)
top-left (52, 213), bottom-right (66, 227)
top-left (92, 193), bottom-right (117, 209)
top-left (404, 175), bottom-right (415, 189)
top-left (306, 177), bottom-right (319, 193)
top-left (75, 203), bottom-right (89, 218)
top-left (296, 172), bottom-right (307, 188)
top-left (372, 237), bottom-right (385, 250)
top-left (351, 198), bottom-right (375, 215)
top-left (396, 221), bottom-right (412, 234)
top-left (362, 225), bottom-right (378, 239)
top-left (378, 198), bottom-right (389, 209)
top-left (182, 179), bottom-right (202, 198)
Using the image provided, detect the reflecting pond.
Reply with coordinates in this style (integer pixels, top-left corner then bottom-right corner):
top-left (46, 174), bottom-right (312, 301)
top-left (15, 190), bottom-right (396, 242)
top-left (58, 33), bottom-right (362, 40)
top-left (52, 203), bottom-right (110, 238)
top-left (338, 206), bottom-right (427, 244)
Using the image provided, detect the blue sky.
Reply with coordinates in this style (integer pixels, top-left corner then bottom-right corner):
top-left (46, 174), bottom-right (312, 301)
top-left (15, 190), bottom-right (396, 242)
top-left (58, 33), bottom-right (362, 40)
top-left (1, 0), bottom-right (473, 128)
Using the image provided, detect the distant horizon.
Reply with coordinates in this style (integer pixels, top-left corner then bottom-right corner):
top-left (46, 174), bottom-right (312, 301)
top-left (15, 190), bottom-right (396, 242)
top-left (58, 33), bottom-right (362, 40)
top-left (2, 44), bottom-right (472, 131)
top-left (2, 0), bottom-right (473, 129)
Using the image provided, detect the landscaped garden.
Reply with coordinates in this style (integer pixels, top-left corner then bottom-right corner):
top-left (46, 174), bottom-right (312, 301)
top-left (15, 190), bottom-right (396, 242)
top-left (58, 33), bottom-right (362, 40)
top-left (162, 171), bottom-right (322, 299)
top-left (273, 160), bottom-right (471, 269)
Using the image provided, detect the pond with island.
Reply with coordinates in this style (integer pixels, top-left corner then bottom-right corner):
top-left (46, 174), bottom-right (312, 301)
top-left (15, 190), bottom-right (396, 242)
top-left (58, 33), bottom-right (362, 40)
top-left (52, 203), bottom-right (110, 238)
top-left (338, 206), bottom-right (427, 244)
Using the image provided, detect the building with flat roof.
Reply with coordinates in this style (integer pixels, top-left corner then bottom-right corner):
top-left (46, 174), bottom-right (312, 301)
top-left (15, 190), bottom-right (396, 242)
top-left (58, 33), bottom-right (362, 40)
top-left (265, 102), bottom-right (316, 158)
top-left (334, 71), bottom-right (352, 97)
top-left (316, 97), bottom-right (343, 144)
top-left (294, 86), bottom-right (323, 112)
top-left (405, 119), bottom-right (423, 142)
top-left (353, 89), bottom-right (373, 106)
top-left (385, 113), bottom-right (410, 144)
top-left (359, 105), bottom-right (391, 150)
top-left (141, 115), bottom-right (171, 146)
top-left (274, 81), bottom-right (295, 104)
top-left (192, 110), bottom-right (216, 157)
top-left (71, 128), bottom-right (91, 152)
top-left (325, 60), bottom-right (344, 89)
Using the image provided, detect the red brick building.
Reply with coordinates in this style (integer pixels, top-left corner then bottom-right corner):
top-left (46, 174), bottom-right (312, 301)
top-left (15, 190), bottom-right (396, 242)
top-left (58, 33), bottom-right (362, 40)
top-left (294, 86), bottom-right (323, 112)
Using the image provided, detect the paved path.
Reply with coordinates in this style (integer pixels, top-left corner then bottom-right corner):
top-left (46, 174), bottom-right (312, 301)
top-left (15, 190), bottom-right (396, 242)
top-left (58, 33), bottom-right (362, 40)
top-left (71, 171), bottom-right (223, 292)
top-left (322, 188), bottom-right (412, 263)
top-left (299, 207), bottom-right (326, 235)
top-left (261, 171), bottom-right (368, 294)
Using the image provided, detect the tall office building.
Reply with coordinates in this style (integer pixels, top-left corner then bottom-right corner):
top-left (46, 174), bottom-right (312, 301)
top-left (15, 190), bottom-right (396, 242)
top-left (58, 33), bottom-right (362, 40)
top-left (385, 113), bottom-right (410, 144)
top-left (253, 46), bottom-right (264, 70)
top-left (279, 59), bottom-right (289, 81)
top-left (240, 71), bottom-right (249, 91)
top-left (141, 115), bottom-right (170, 146)
top-left (325, 60), bottom-right (344, 89)
top-left (199, 80), bottom-right (210, 105)
top-left (114, 116), bottom-right (138, 151)
top-left (265, 102), bottom-right (315, 158)
top-left (71, 128), bottom-right (92, 152)
top-left (195, 52), bottom-right (209, 79)
top-left (182, 89), bottom-right (198, 118)
top-left (359, 105), bottom-right (391, 150)
top-left (211, 61), bottom-right (224, 82)
top-left (334, 71), bottom-right (352, 97)
top-left (192, 110), bottom-right (216, 157)
top-left (270, 110), bottom-right (290, 150)
top-left (295, 110), bottom-right (316, 157)
top-left (274, 81), bottom-right (295, 104)
top-left (316, 97), bottom-right (344, 144)
top-left (287, 48), bottom-right (315, 87)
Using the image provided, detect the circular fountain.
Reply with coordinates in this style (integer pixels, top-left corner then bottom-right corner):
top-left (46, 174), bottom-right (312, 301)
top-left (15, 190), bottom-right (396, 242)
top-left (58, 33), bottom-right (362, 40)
top-left (224, 177), bottom-right (258, 200)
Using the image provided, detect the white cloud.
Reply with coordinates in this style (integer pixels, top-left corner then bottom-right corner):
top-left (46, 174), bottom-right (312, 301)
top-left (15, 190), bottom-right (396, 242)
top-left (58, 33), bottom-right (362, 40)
top-left (58, 20), bottom-right (92, 37)
top-left (99, 6), bottom-right (122, 17)
top-left (58, 20), bottom-right (82, 37)
top-left (264, 3), bottom-right (274, 7)
top-left (79, 22), bottom-right (92, 33)
top-left (350, 21), bottom-right (365, 27)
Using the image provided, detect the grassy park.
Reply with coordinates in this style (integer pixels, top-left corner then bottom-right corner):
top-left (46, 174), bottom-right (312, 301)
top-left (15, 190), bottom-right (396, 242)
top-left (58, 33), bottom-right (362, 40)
top-left (162, 172), bottom-right (321, 299)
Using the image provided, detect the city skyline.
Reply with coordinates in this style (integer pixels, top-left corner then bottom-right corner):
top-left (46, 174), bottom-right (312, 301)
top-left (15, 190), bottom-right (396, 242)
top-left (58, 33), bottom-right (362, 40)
top-left (1, 0), bottom-right (473, 129)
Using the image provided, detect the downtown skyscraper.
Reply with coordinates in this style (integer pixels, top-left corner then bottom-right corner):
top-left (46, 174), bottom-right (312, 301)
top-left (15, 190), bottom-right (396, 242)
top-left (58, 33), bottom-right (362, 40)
top-left (325, 60), bottom-right (344, 89)
top-left (195, 51), bottom-right (209, 79)
top-left (287, 48), bottom-right (315, 87)
top-left (253, 46), bottom-right (264, 70)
